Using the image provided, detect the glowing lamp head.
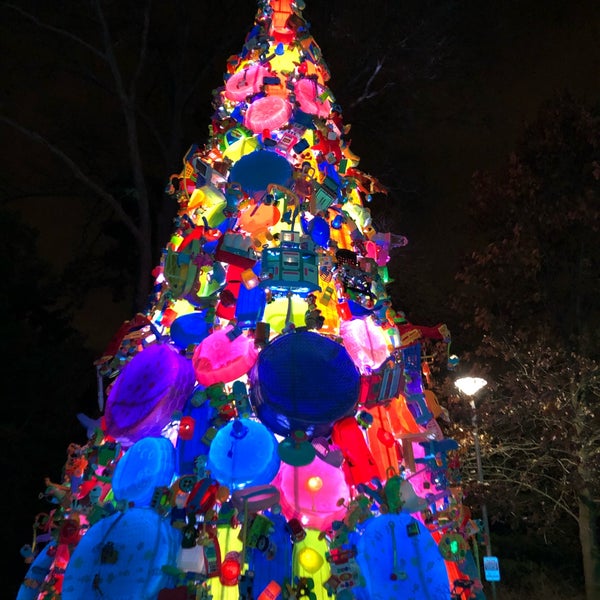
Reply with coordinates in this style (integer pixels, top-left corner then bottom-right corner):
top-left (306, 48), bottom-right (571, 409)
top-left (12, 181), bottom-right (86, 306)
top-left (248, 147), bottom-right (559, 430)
top-left (297, 546), bottom-right (324, 573)
top-left (455, 377), bottom-right (487, 396)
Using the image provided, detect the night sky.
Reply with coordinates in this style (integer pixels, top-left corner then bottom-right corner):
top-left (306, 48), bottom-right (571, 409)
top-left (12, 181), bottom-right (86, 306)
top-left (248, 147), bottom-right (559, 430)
top-left (2, 0), bottom-right (599, 595)
top-left (4, 0), bottom-right (600, 351)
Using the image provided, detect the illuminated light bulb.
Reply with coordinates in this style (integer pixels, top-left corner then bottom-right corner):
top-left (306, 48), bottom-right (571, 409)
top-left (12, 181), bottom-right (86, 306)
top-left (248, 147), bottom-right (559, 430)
top-left (306, 476), bottom-right (323, 492)
top-left (455, 377), bottom-right (487, 396)
top-left (297, 546), bottom-right (324, 573)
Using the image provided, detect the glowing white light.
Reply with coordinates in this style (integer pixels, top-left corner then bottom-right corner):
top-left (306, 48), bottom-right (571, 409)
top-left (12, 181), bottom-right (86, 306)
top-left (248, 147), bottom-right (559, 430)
top-left (455, 377), bottom-right (487, 396)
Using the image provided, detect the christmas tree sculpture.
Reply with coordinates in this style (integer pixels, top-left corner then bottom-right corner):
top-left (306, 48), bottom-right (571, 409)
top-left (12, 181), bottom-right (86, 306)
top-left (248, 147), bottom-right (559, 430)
top-left (18, 2), bottom-right (485, 599)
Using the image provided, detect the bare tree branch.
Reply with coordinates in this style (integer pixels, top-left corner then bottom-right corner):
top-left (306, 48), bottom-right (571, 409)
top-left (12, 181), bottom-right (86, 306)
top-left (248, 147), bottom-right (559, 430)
top-left (3, 3), bottom-right (105, 61)
top-left (1, 115), bottom-right (142, 242)
top-left (350, 58), bottom-right (395, 107)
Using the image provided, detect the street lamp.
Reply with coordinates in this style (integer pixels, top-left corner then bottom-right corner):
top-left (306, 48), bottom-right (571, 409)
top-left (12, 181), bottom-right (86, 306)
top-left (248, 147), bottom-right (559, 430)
top-left (455, 376), bottom-right (497, 600)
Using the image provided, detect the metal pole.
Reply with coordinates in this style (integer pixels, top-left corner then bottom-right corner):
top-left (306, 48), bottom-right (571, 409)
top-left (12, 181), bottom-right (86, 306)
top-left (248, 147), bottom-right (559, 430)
top-left (471, 398), bottom-right (497, 600)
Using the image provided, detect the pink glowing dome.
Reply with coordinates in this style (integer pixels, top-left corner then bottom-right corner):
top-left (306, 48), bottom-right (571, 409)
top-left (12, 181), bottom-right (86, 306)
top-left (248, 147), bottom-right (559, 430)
top-left (192, 325), bottom-right (258, 386)
top-left (273, 457), bottom-right (350, 530)
top-left (340, 317), bottom-right (390, 374)
top-left (244, 95), bottom-right (292, 133)
top-left (225, 64), bottom-right (270, 102)
top-left (294, 77), bottom-right (331, 117)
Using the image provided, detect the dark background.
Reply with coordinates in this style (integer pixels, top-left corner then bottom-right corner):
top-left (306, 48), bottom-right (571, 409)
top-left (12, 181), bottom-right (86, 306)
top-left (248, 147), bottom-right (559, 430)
top-left (2, 0), bottom-right (599, 596)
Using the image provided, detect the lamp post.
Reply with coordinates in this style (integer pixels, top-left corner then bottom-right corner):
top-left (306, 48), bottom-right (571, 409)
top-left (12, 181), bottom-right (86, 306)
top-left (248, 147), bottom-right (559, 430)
top-left (455, 376), bottom-right (497, 600)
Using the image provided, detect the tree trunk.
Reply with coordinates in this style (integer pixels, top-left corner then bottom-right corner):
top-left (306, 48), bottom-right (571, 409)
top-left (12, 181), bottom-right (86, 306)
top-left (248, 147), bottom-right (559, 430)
top-left (135, 238), bottom-right (153, 312)
top-left (579, 494), bottom-right (600, 600)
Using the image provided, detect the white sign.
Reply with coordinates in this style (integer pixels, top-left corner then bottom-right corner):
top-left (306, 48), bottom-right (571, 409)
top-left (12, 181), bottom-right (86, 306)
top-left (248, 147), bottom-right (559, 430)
top-left (483, 556), bottom-right (501, 582)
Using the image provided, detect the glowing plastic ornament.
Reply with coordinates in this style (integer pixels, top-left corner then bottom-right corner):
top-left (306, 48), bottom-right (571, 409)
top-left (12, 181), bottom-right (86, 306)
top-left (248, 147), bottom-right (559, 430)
top-left (207, 418), bottom-right (280, 490)
top-left (274, 457), bottom-right (350, 530)
top-left (294, 78), bottom-right (332, 117)
top-left (111, 436), bottom-right (176, 508)
top-left (228, 150), bottom-right (292, 194)
top-left (187, 185), bottom-right (228, 227)
top-left (192, 325), bottom-right (258, 386)
top-left (291, 529), bottom-right (332, 596)
top-left (249, 331), bottom-right (360, 438)
top-left (364, 405), bottom-right (400, 479)
top-left (220, 551), bottom-right (242, 585)
top-left (332, 416), bottom-right (379, 486)
top-left (306, 475), bottom-right (323, 492)
top-left (61, 508), bottom-right (181, 600)
top-left (237, 201), bottom-right (281, 237)
top-left (269, 4), bottom-right (296, 43)
top-left (208, 525), bottom-right (244, 599)
top-left (244, 95), bottom-right (292, 133)
top-left (306, 214), bottom-right (330, 247)
top-left (225, 64), bottom-right (270, 101)
top-left (343, 202), bottom-right (372, 230)
top-left (262, 295), bottom-right (307, 333)
top-left (267, 44), bottom-right (300, 71)
top-left (169, 310), bottom-right (211, 350)
top-left (354, 513), bottom-right (451, 600)
top-left (178, 415), bottom-right (195, 441)
top-left (297, 547), bottom-right (324, 573)
top-left (340, 317), bottom-right (390, 374)
top-left (104, 344), bottom-right (196, 446)
top-left (222, 127), bottom-right (260, 162)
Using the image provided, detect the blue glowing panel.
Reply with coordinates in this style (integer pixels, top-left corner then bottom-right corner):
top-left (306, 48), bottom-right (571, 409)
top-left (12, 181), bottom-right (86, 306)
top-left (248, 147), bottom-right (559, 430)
top-left (248, 512), bottom-right (293, 595)
top-left (228, 150), bottom-right (292, 194)
top-left (111, 436), bottom-right (176, 507)
top-left (62, 508), bottom-right (181, 600)
top-left (354, 513), bottom-right (451, 600)
top-left (175, 393), bottom-right (215, 476)
top-left (250, 331), bottom-right (359, 438)
top-left (16, 543), bottom-right (55, 600)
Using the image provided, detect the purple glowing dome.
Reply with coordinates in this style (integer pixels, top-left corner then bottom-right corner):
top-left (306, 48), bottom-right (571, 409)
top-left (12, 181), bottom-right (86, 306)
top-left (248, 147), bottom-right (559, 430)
top-left (104, 343), bottom-right (195, 446)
